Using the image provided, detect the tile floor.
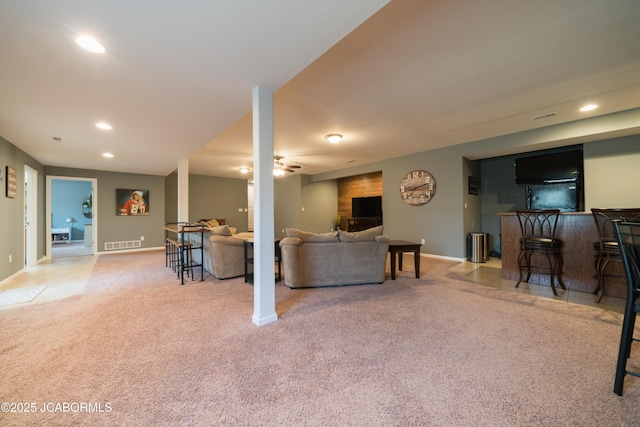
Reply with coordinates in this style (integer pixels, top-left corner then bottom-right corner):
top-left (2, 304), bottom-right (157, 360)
top-left (449, 257), bottom-right (625, 314)
top-left (0, 253), bottom-right (626, 313)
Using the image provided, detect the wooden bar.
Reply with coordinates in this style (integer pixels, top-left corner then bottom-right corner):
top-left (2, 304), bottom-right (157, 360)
top-left (498, 212), bottom-right (625, 298)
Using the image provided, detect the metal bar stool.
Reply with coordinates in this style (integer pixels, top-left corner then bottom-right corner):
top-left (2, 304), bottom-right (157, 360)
top-left (515, 209), bottom-right (565, 296)
top-left (613, 221), bottom-right (640, 396)
top-left (591, 208), bottom-right (640, 302)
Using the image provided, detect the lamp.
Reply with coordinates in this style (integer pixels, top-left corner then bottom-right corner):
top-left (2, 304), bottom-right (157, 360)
top-left (66, 217), bottom-right (74, 224)
top-left (239, 167), bottom-right (250, 174)
top-left (325, 134), bottom-right (343, 144)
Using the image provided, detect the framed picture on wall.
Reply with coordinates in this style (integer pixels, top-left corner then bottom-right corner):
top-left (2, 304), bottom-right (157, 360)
top-left (6, 166), bottom-right (17, 198)
top-left (116, 189), bottom-right (149, 215)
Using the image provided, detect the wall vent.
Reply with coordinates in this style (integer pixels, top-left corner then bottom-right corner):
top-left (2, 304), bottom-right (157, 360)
top-left (105, 240), bottom-right (142, 251)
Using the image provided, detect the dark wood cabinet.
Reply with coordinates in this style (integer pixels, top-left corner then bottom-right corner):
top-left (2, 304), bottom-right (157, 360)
top-left (347, 217), bottom-right (382, 232)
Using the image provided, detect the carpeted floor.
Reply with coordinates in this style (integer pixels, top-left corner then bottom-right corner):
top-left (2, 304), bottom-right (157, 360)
top-left (0, 250), bottom-right (637, 426)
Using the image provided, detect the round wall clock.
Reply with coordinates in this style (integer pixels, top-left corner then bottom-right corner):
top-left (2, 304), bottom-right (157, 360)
top-left (399, 170), bottom-right (436, 206)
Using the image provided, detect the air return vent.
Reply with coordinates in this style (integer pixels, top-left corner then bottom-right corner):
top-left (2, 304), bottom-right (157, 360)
top-left (104, 240), bottom-right (142, 251)
top-left (532, 112), bottom-right (557, 120)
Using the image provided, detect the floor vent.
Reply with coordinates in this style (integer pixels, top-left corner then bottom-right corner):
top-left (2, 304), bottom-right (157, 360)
top-left (105, 240), bottom-right (142, 251)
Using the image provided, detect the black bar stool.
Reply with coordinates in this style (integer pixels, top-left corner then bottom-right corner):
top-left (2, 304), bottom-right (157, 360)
top-left (515, 209), bottom-right (565, 296)
top-left (591, 208), bottom-right (640, 302)
top-left (613, 221), bottom-right (640, 396)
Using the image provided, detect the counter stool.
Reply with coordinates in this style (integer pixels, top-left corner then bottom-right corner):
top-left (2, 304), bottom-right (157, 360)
top-left (613, 221), bottom-right (640, 396)
top-left (515, 209), bottom-right (565, 296)
top-left (167, 237), bottom-right (193, 282)
top-left (591, 208), bottom-right (640, 302)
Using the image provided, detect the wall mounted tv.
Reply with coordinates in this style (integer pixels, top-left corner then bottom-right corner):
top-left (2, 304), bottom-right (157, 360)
top-left (352, 196), bottom-right (382, 219)
top-left (514, 149), bottom-right (583, 185)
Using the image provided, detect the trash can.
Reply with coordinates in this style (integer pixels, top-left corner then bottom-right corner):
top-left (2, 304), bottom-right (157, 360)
top-left (467, 232), bottom-right (488, 263)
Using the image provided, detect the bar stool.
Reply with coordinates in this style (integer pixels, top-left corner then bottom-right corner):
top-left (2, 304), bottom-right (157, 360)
top-left (515, 209), bottom-right (565, 296)
top-left (591, 208), bottom-right (640, 302)
top-left (613, 221), bottom-right (640, 396)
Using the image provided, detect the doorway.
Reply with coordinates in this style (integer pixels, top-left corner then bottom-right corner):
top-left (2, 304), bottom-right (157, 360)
top-left (24, 165), bottom-right (38, 266)
top-left (46, 176), bottom-right (97, 259)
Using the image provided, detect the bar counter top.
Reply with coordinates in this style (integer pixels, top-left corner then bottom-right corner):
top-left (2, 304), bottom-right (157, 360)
top-left (499, 211), bottom-right (624, 298)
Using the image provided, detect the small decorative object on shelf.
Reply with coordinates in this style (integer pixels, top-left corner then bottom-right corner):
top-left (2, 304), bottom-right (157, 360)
top-left (399, 169), bottom-right (436, 206)
top-left (333, 215), bottom-right (341, 231)
top-left (82, 195), bottom-right (92, 218)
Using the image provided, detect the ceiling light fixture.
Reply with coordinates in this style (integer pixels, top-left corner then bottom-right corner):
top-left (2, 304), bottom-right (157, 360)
top-left (325, 134), bottom-right (343, 144)
top-left (239, 167), bottom-right (250, 174)
top-left (96, 122), bottom-right (112, 130)
top-left (102, 152), bottom-right (114, 158)
top-left (273, 168), bottom-right (286, 177)
top-left (580, 104), bottom-right (598, 112)
top-left (76, 36), bottom-right (106, 53)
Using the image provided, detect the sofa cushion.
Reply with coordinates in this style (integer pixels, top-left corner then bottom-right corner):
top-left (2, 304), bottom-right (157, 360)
top-left (286, 228), bottom-right (339, 243)
top-left (211, 225), bottom-right (233, 236)
top-left (339, 225), bottom-right (384, 242)
top-left (206, 219), bottom-right (220, 228)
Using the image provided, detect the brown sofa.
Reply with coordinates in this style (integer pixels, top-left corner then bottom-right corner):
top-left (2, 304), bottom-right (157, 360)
top-left (187, 224), bottom-right (253, 279)
top-left (279, 226), bottom-right (389, 288)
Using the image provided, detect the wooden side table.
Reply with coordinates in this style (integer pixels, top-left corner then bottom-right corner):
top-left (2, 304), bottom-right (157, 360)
top-left (388, 240), bottom-right (422, 280)
top-left (244, 238), bottom-right (282, 283)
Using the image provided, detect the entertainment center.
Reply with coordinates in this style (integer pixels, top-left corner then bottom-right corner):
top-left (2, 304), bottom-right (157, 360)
top-left (348, 196), bottom-right (382, 231)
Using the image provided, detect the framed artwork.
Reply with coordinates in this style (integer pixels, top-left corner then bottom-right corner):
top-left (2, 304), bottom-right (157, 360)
top-left (468, 176), bottom-right (479, 195)
top-left (6, 166), bottom-right (17, 199)
top-left (116, 189), bottom-right (149, 215)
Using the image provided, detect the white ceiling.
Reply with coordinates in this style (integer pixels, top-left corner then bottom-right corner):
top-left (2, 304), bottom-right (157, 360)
top-left (2, 0), bottom-right (640, 179)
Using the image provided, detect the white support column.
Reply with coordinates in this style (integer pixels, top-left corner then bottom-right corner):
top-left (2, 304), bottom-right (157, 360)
top-left (178, 158), bottom-right (189, 223)
top-left (252, 86), bottom-right (278, 326)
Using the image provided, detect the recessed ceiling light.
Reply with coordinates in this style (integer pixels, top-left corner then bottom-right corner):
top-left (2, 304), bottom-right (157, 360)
top-left (580, 104), bottom-right (598, 112)
top-left (76, 36), bottom-right (105, 53)
top-left (102, 152), bottom-right (114, 158)
top-left (239, 167), bottom-right (250, 174)
top-left (325, 134), bottom-right (343, 144)
top-left (96, 122), bottom-right (112, 130)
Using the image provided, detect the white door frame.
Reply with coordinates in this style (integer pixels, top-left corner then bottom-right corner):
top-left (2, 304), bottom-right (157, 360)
top-left (24, 165), bottom-right (38, 266)
top-left (46, 176), bottom-right (98, 259)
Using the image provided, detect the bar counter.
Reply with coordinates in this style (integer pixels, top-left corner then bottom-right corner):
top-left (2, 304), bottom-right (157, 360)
top-left (498, 212), bottom-right (624, 298)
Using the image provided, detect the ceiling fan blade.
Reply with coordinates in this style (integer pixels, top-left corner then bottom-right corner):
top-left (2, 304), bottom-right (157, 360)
top-left (285, 165), bottom-right (301, 169)
top-left (285, 168), bottom-right (295, 173)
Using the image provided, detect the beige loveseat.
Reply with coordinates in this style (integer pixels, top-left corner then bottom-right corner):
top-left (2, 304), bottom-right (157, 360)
top-left (187, 223), bottom-right (253, 279)
top-left (279, 226), bottom-right (390, 288)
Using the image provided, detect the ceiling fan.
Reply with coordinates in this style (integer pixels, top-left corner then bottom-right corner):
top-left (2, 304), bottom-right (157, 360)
top-left (273, 156), bottom-right (301, 175)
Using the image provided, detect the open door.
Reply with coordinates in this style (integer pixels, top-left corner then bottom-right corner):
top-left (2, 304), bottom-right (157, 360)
top-left (24, 165), bottom-right (38, 266)
top-left (46, 176), bottom-right (97, 259)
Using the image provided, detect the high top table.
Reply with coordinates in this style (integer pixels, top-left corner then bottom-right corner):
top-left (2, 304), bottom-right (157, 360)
top-left (388, 240), bottom-right (422, 280)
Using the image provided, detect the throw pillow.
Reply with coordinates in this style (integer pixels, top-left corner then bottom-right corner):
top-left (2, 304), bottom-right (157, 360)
top-left (211, 225), bottom-right (233, 236)
top-left (339, 225), bottom-right (384, 242)
top-left (206, 219), bottom-right (220, 228)
top-left (285, 228), bottom-right (339, 243)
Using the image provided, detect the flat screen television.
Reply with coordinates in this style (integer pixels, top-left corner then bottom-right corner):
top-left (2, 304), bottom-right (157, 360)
top-left (352, 196), bottom-right (382, 219)
top-left (514, 149), bottom-right (582, 185)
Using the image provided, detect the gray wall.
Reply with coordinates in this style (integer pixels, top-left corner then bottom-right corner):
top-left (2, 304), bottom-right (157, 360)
top-left (0, 136), bottom-right (46, 281)
top-left (272, 174), bottom-right (338, 235)
top-left (45, 167), bottom-right (166, 252)
top-left (165, 172), bottom-right (250, 231)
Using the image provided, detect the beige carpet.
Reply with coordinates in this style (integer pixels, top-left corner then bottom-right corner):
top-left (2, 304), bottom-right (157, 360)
top-left (0, 250), bottom-right (637, 426)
